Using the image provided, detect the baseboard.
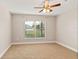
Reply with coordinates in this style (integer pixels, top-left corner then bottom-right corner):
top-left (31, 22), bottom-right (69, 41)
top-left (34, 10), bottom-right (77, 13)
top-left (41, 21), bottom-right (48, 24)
top-left (0, 44), bottom-right (12, 58)
top-left (12, 41), bottom-right (56, 45)
top-left (56, 41), bottom-right (78, 52)
top-left (2, 41), bottom-right (77, 58)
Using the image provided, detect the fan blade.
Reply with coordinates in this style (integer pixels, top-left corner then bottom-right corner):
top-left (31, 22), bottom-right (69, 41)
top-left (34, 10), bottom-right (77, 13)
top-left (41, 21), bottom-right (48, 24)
top-left (39, 9), bottom-right (43, 13)
top-left (50, 3), bottom-right (61, 7)
top-left (34, 7), bottom-right (43, 9)
top-left (50, 9), bottom-right (52, 12)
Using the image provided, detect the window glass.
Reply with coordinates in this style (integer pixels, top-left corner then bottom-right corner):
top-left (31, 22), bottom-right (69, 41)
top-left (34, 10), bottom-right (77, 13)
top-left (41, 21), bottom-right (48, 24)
top-left (25, 21), bottom-right (45, 38)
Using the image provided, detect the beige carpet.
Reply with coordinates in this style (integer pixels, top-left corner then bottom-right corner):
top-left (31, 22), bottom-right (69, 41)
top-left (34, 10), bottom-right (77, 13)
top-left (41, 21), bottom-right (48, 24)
top-left (1, 43), bottom-right (77, 59)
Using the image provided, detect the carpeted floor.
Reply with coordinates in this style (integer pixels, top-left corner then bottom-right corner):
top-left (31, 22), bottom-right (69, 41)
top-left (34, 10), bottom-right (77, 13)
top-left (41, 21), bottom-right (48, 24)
top-left (1, 43), bottom-right (77, 59)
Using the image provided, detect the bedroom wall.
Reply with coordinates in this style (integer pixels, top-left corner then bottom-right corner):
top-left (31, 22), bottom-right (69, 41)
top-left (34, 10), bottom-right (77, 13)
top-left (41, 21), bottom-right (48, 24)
top-left (12, 14), bottom-right (56, 43)
top-left (56, 8), bottom-right (78, 52)
top-left (0, 3), bottom-right (11, 58)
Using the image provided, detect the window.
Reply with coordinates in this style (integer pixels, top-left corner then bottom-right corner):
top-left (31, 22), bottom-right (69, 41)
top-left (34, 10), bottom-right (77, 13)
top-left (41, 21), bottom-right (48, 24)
top-left (25, 21), bottom-right (45, 38)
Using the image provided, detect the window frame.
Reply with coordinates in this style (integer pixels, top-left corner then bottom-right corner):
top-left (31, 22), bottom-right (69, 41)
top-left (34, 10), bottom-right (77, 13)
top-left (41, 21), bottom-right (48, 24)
top-left (24, 20), bottom-right (46, 40)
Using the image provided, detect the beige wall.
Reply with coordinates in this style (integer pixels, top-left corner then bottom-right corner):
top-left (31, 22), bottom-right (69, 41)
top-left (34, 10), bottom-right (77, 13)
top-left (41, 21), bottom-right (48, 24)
top-left (0, 3), bottom-right (11, 57)
top-left (56, 8), bottom-right (78, 52)
top-left (12, 14), bottom-right (56, 43)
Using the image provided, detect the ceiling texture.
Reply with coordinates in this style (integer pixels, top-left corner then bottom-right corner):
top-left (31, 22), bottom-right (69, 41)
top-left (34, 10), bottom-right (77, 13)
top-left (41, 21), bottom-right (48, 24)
top-left (0, 0), bottom-right (77, 15)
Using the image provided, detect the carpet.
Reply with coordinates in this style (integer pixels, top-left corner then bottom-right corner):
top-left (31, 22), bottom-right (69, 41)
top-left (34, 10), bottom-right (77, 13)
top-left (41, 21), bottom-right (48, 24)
top-left (1, 43), bottom-right (77, 59)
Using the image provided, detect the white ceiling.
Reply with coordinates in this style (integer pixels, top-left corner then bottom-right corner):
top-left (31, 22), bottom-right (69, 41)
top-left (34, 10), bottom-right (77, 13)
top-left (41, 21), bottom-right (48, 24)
top-left (0, 0), bottom-right (77, 16)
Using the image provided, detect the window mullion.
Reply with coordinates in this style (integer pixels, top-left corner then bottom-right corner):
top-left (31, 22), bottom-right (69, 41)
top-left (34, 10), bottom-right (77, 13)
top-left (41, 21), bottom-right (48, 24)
top-left (34, 21), bottom-right (36, 39)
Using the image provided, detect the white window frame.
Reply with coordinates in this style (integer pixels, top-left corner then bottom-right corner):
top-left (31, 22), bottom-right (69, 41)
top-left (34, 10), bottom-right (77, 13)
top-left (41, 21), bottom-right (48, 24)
top-left (24, 20), bottom-right (47, 40)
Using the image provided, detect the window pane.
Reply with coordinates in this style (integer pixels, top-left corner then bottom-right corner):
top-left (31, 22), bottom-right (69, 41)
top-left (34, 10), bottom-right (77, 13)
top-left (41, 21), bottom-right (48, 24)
top-left (35, 21), bottom-right (45, 37)
top-left (25, 21), bottom-right (45, 38)
top-left (25, 21), bottom-right (35, 38)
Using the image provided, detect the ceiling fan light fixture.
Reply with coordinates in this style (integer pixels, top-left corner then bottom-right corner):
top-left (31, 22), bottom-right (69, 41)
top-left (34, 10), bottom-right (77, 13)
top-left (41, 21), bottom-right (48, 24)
top-left (43, 9), bottom-right (50, 13)
top-left (43, 9), bottom-right (47, 13)
top-left (46, 9), bottom-right (50, 12)
top-left (34, 0), bottom-right (61, 13)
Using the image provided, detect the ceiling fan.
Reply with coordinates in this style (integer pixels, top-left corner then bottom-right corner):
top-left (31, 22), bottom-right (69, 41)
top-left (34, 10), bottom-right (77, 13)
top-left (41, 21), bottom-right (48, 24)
top-left (34, 0), bottom-right (61, 13)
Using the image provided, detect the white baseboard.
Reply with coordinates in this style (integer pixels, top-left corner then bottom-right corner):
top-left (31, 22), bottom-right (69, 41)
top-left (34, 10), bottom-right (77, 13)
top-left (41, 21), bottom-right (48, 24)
top-left (0, 44), bottom-right (12, 58)
top-left (12, 41), bottom-right (56, 45)
top-left (12, 41), bottom-right (78, 52)
top-left (56, 41), bottom-right (78, 52)
top-left (0, 41), bottom-right (77, 59)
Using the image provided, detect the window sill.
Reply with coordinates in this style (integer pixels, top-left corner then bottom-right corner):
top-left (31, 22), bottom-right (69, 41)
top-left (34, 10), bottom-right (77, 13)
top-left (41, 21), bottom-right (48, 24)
top-left (24, 37), bottom-right (45, 39)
